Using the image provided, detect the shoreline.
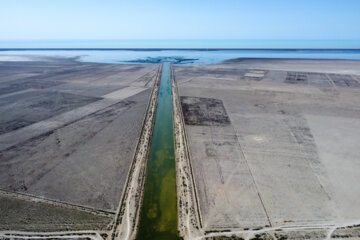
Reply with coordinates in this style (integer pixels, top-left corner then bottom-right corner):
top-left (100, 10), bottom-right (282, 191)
top-left (2, 51), bottom-right (360, 65)
top-left (224, 57), bottom-right (360, 63)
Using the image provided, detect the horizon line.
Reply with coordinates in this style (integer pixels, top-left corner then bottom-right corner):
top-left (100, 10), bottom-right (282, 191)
top-left (1, 48), bottom-right (360, 51)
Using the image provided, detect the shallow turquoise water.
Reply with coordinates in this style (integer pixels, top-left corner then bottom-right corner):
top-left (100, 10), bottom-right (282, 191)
top-left (1, 49), bottom-right (360, 64)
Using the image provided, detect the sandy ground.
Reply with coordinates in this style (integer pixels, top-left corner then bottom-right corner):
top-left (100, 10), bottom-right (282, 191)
top-left (174, 59), bottom-right (360, 239)
top-left (110, 66), bottom-right (161, 240)
top-left (0, 56), bottom-right (159, 231)
top-left (0, 230), bottom-right (106, 240)
top-left (0, 56), bottom-right (34, 61)
top-left (172, 66), bottom-right (202, 240)
top-left (224, 58), bottom-right (360, 75)
top-left (0, 192), bottom-right (112, 232)
top-left (2, 56), bottom-right (360, 240)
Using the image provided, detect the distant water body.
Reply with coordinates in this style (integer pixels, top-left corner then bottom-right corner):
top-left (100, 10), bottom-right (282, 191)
top-left (1, 49), bottom-right (360, 64)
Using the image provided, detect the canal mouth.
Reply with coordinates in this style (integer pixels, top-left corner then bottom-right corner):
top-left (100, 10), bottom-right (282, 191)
top-left (125, 56), bottom-right (198, 64)
top-left (136, 62), bottom-right (180, 240)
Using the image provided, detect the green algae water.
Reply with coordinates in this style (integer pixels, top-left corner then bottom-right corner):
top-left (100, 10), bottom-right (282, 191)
top-left (136, 62), bottom-right (179, 240)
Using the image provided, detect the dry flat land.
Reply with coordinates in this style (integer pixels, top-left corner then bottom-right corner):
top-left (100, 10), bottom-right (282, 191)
top-left (174, 59), bottom-right (360, 239)
top-left (0, 56), bottom-right (159, 231)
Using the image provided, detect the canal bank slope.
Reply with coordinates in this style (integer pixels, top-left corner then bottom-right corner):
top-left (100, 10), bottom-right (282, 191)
top-left (172, 66), bottom-right (202, 240)
top-left (110, 66), bottom-right (162, 240)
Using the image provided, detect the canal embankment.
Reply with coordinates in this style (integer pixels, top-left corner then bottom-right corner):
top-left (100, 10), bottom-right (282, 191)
top-left (171, 66), bottom-right (203, 240)
top-left (110, 62), bottom-right (202, 240)
top-left (110, 65), bottom-right (162, 240)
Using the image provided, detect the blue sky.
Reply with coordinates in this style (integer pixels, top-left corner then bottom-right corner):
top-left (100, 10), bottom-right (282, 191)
top-left (1, 0), bottom-right (360, 47)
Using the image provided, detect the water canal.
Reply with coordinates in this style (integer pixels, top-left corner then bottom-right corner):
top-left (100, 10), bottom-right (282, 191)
top-left (136, 62), bottom-right (179, 240)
